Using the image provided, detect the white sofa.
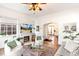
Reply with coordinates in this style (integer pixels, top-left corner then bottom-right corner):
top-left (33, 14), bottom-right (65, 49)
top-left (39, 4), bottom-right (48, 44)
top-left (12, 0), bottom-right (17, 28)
top-left (5, 36), bottom-right (23, 56)
top-left (0, 36), bottom-right (5, 48)
top-left (55, 40), bottom-right (79, 56)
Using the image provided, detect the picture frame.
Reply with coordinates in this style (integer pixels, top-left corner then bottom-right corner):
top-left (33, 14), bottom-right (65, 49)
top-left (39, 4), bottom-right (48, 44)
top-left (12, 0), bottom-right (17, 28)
top-left (63, 23), bottom-right (76, 32)
top-left (20, 24), bottom-right (32, 33)
top-left (36, 26), bottom-right (39, 31)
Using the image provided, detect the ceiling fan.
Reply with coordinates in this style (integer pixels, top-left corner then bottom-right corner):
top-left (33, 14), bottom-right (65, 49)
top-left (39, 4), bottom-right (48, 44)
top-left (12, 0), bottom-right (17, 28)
top-left (22, 3), bottom-right (46, 12)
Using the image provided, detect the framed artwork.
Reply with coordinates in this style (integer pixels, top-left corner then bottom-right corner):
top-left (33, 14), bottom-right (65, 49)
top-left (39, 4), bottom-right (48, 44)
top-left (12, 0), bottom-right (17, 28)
top-left (63, 23), bottom-right (76, 32)
top-left (36, 26), bottom-right (39, 31)
top-left (20, 24), bottom-right (32, 33)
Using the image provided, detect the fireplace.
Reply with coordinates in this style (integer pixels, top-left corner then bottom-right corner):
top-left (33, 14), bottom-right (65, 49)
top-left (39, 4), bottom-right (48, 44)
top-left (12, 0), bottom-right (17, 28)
top-left (24, 36), bottom-right (30, 42)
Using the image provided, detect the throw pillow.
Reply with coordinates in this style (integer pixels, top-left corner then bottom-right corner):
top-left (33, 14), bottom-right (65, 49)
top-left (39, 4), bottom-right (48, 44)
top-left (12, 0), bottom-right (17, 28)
top-left (64, 40), bottom-right (79, 52)
top-left (7, 40), bottom-right (17, 49)
top-left (70, 47), bottom-right (79, 56)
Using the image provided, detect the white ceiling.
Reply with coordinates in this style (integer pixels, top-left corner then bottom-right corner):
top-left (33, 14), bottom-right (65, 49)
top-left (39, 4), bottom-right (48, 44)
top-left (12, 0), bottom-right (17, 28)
top-left (1, 3), bottom-right (79, 17)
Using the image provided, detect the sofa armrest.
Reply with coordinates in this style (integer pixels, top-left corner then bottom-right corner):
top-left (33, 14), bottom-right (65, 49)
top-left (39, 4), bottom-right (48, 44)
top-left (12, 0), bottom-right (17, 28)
top-left (11, 45), bottom-right (23, 56)
top-left (54, 45), bottom-right (70, 56)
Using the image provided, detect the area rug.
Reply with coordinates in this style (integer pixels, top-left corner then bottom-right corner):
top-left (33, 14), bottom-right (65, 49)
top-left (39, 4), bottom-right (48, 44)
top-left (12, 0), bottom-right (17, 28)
top-left (21, 45), bottom-right (57, 56)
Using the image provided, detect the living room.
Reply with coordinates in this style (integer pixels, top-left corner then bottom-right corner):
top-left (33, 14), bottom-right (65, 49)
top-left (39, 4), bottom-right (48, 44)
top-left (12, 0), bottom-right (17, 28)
top-left (0, 3), bottom-right (79, 56)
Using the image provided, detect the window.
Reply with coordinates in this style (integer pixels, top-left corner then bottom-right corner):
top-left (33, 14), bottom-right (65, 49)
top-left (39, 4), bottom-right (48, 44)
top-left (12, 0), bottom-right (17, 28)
top-left (48, 25), bottom-right (54, 35)
top-left (0, 23), bottom-right (16, 35)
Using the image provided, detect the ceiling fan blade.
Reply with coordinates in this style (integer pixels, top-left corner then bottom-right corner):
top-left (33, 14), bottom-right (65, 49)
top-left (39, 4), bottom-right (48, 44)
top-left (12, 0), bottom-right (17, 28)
top-left (41, 3), bottom-right (47, 4)
top-left (22, 3), bottom-right (32, 5)
top-left (22, 3), bottom-right (46, 5)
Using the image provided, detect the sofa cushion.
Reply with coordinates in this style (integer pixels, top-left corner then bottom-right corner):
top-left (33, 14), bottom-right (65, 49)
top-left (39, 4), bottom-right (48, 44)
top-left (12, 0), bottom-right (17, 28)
top-left (7, 40), bottom-right (17, 49)
top-left (70, 47), bottom-right (79, 56)
top-left (64, 40), bottom-right (79, 52)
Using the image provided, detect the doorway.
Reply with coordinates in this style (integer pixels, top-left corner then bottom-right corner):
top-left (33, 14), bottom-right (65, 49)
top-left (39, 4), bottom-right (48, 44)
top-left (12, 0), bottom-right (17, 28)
top-left (43, 22), bottom-right (59, 49)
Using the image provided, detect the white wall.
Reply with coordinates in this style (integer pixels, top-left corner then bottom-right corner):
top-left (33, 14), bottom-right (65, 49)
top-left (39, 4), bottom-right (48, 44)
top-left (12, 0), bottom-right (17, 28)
top-left (0, 5), bottom-right (34, 48)
top-left (35, 9), bottom-right (79, 45)
top-left (0, 4), bottom-right (35, 35)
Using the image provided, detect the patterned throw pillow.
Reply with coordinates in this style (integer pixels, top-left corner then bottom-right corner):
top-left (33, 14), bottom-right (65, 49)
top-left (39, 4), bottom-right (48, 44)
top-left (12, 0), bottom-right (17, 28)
top-left (70, 47), bottom-right (79, 56)
top-left (64, 40), bottom-right (79, 52)
top-left (7, 40), bottom-right (17, 49)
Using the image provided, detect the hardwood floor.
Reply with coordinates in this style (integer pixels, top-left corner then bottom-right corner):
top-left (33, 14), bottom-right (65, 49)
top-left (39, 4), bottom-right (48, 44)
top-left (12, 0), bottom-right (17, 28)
top-left (22, 41), bottom-right (59, 56)
top-left (43, 41), bottom-right (59, 55)
top-left (0, 48), bottom-right (4, 56)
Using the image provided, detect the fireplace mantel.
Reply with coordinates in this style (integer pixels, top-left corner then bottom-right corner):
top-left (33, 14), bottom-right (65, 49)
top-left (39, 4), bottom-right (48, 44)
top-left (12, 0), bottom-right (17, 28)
top-left (20, 33), bottom-right (32, 37)
top-left (18, 33), bottom-right (33, 42)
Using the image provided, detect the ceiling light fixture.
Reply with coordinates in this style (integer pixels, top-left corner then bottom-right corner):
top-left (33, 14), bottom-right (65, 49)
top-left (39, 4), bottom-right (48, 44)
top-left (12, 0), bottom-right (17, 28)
top-left (23, 3), bottom-right (46, 12)
top-left (29, 3), bottom-right (42, 12)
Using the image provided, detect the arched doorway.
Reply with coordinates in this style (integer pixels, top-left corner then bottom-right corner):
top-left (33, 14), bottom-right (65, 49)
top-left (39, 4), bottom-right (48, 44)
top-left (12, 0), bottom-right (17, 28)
top-left (43, 22), bottom-right (59, 49)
